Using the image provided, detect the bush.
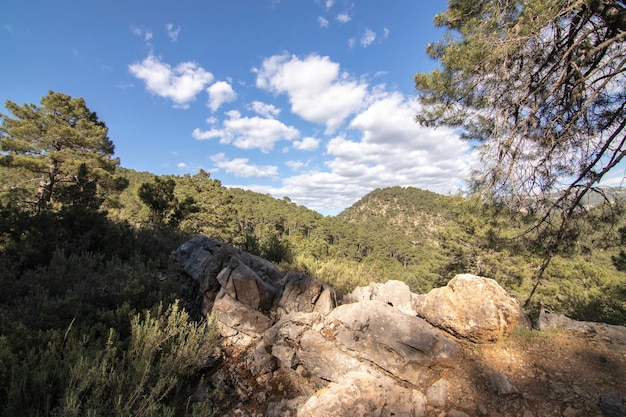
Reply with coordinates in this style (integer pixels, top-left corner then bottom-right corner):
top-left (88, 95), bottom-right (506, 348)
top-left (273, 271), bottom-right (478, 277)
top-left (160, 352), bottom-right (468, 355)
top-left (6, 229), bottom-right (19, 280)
top-left (1, 302), bottom-right (221, 417)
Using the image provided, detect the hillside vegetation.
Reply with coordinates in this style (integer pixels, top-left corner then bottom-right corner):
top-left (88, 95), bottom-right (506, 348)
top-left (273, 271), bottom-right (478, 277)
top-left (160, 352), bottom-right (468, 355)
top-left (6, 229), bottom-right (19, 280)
top-left (2, 158), bottom-right (626, 416)
top-left (1, 92), bottom-right (625, 416)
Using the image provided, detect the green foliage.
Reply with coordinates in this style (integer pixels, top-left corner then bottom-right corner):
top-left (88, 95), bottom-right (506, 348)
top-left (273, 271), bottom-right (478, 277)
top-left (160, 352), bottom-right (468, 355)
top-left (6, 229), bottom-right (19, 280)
top-left (57, 302), bottom-right (220, 417)
top-left (138, 176), bottom-right (198, 227)
top-left (415, 0), bottom-right (626, 306)
top-left (291, 252), bottom-right (385, 297)
top-left (0, 302), bottom-right (221, 417)
top-left (0, 91), bottom-right (125, 211)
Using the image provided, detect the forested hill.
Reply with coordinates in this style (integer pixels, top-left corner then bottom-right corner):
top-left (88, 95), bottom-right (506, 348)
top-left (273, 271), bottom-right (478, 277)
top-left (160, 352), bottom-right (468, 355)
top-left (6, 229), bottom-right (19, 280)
top-left (338, 186), bottom-right (455, 242)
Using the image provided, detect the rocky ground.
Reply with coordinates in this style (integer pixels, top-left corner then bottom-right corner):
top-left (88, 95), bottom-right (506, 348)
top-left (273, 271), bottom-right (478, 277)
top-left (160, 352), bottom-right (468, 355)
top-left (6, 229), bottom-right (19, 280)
top-left (211, 325), bottom-right (626, 417)
top-left (173, 237), bottom-right (626, 417)
top-left (436, 327), bottom-right (626, 417)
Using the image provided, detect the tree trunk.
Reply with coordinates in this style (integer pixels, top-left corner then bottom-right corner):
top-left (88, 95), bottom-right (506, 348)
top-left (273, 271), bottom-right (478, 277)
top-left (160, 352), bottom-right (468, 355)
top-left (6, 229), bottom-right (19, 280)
top-left (37, 160), bottom-right (59, 210)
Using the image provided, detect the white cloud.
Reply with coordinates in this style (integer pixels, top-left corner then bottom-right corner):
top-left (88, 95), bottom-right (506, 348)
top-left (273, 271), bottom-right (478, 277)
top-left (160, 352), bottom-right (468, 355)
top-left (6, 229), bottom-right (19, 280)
top-left (192, 128), bottom-right (222, 140)
top-left (177, 162), bottom-right (187, 168)
top-left (129, 54), bottom-right (214, 108)
top-left (255, 53), bottom-right (367, 133)
top-left (248, 101), bottom-right (280, 118)
top-left (130, 26), bottom-right (152, 41)
top-left (325, 0), bottom-right (334, 10)
top-left (207, 81), bottom-right (237, 111)
top-left (383, 27), bottom-right (390, 39)
top-left (317, 16), bottom-right (329, 28)
top-left (210, 153), bottom-right (278, 178)
top-left (361, 28), bottom-right (376, 47)
top-left (336, 12), bottom-right (351, 23)
top-left (293, 136), bottom-right (320, 151)
top-left (286, 160), bottom-right (305, 170)
top-left (193, 110), bottom-right (299, 152)
top-left (166, 23), bottom-right (181, 42)
top-left (347, 38), bottom-right (356, 48)
top-left (234, 92), bottom-right (473, 215)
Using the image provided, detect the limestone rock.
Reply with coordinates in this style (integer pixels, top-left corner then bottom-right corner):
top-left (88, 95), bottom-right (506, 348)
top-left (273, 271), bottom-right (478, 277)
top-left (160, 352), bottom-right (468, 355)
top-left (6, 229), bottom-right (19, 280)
top-left (171, 236), bottom-right (336, 345)
top-left (172, 236), bottom-right (285, 315)
top-left (327, 300), bottom-right (458, 385)
top-left (426, 378), bottom-right (451, 407)
top-left (413, 274), bottom-right (523, 342)
top-left (212, 294), bottom-right (274, 340)
top-left (297, 371), bottom-right (426, 417)
top-left (259, 301), bottom-right (458, 387)
top-left (344, 280), bottom-right (416, 315)
top-left (216, 257), bottom-right (278, 312)
top-left (276, 272), bottom-right (337, 318)
top-left (266, 396), bottom-right (307, 417)
top-left (262, 312), bottom-right (371, 383)
top-left (489, 372), bottom-right (515, 396)
top-left (538, 311), bottom-right (626, 347)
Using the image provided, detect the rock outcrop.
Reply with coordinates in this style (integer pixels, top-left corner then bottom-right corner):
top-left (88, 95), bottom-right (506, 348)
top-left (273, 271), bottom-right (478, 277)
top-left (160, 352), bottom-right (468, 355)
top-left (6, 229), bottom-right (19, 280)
top-left (171, 236), bottom-right (336, 344)
top-left (173, 237), bottom-right (463, 416)
top-left (343, 279), bottom-right (417, 316)
top-left (538, 310), bottom-right (626, 348)
top-left (171, 236), bottom-right (626, 417)
top-left (413, 273), bottom-right (524, 342)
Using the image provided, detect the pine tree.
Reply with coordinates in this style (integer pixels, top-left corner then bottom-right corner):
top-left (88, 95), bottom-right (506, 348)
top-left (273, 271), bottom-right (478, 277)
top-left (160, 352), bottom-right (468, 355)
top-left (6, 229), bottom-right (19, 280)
top-left (0, 91), bottom-right (122, 211)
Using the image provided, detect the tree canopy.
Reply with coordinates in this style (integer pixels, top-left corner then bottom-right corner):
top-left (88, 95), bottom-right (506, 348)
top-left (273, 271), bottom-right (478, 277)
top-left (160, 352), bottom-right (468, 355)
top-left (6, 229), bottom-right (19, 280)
top-left (415, 0), bottom-right (626, 304)
top-left (0, 91), bottom-right (122, 210)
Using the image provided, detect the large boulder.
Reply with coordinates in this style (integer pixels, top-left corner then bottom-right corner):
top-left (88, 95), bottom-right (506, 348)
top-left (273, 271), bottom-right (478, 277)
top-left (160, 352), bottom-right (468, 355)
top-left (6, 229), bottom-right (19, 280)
top-left (216, 256), bottom-right (278, 312)
top-left (413, 274), bottom-right (523, 342)
top-left (172, 236), bottom-right (285, 315)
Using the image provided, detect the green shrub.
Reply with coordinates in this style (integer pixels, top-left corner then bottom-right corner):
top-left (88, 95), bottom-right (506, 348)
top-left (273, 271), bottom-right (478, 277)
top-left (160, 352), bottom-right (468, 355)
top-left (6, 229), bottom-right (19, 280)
top-left (1, 301), bottom-right (221, 417)
top-left (58, 301), bottom-right (220, 417)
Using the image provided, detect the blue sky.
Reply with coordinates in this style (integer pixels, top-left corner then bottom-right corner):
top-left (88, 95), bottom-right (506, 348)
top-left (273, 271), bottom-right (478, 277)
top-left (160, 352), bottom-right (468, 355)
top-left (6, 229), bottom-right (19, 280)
top-left (2, 0), bottom-right (475, 215)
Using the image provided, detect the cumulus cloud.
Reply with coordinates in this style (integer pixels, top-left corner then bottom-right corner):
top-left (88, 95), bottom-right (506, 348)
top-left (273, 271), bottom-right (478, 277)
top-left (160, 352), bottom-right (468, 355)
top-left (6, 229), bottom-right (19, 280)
top-left (255, 53), bottom-right (367, 133)
top-left (317, 16), bottom-right (329, 28)
top-left (234, 91), bottom-right (472, 215)
top-left (286, 160), bottom-right (305, 170)
top-left (293, 136), bottom-right (320, 151)
top-left (361, 28), bottom-right (376, 47)
top-left (336, 12), bottom-right (351, 23)
top-left (192, 110), bottom-right (299, 152)
top-left (128, 55), bottom-right (214, 108)
top-left (325, 0), bottom-right (334, 10)
top-left (248, 101), bottom-right (280, 118)
top-left (166, 23), bottom-right (181, 42)
top-left (207, 81), bottom-right (237, 111)
top-left (210, 153), bottom-right (278, 178)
